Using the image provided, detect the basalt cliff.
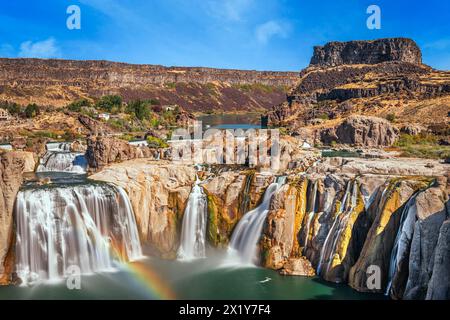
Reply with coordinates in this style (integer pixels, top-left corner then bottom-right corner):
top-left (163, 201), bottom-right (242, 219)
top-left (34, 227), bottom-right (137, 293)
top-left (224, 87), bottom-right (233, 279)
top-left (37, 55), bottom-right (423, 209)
top-left (0, 58), bottom-right (298, 112)
top-left (268, 38), bottom-right (450, 133)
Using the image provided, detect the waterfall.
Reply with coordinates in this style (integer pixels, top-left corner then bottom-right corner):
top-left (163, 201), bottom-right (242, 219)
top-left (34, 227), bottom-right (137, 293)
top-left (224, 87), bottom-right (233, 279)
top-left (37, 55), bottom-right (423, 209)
top-left (385, 194), bottom-right (418, 295)
top-left (177, 177), bottom-right (208, 260)
top-left (15, 183), bottom-right (142, 285)
top-left (303, 180), bottom-right (318, 251)
top-left (228, 176), bottom-right (286, 265)
top-left (317, 180), bottom-right (357, 275)
top-left (37, 142), bottom-right (87, 173)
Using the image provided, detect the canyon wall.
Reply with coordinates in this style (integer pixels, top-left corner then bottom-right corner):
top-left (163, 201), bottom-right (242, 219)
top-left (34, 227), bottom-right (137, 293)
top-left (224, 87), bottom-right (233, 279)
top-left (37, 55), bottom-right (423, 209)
top-left (0, 58), bottom-right (298, 112)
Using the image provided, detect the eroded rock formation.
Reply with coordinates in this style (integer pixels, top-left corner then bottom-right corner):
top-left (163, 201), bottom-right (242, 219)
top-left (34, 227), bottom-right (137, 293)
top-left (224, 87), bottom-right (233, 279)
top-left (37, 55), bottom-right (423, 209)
top-left (86, 136), bottom-right (157, 171)
top-left (320, 115), bottom-right (399, 147)
top-left (310, 38), bottom-right (422, 67)
top-left (0, 151), bottom-right (25, 284)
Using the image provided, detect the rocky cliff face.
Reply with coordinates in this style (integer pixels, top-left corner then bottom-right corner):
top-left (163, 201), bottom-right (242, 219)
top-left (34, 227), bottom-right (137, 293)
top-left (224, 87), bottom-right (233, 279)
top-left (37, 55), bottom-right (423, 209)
top-left (87, 154), bottom-right (449, 299)
top-left (0, 58), bottom-right (298, 112)
top-left (320, 115), bottom-right (399, 147)
top-left (255, 157), bottom-right (449, 300)
top-left (268, 38), bottom-right (450, 130)
top-left (203, 171), bottom-right (274, 247)
top-left (0, 152), bottom-right (24, 284)
top-left (310, 38), bottom-right (422, 67)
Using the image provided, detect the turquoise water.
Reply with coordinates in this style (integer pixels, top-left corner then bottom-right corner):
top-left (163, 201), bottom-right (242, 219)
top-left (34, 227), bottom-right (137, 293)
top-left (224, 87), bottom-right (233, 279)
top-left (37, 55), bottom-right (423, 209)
top-left (197, 113), bottom-right (261, 130)
top-left (0, 255), bottom-right (383, 300)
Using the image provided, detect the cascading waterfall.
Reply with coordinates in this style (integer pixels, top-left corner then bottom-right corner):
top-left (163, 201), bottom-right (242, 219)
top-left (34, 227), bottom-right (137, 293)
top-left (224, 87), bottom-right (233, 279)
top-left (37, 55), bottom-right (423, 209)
top-left (15, 183), bottom-right (142, 285)
top-left (37, 142), bottom-right (87, 173)
top-left (228, 176), bottom-right (286, 265)
top-left (385, 194), bottom-right (418, 295)
top-left (177, 176), bottom-right (208, 260)
top-left (317, 180), bottom-right (357, 275)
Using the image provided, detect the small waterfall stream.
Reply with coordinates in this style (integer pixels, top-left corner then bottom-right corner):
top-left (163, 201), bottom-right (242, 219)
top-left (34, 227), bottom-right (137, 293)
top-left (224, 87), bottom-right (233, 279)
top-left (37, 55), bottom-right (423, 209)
top-left (37, 142), bottom-right (87, 173)
top-left (15, 183), bottom-right (142, 285)
top-left (385, 194), bottom-right (418, 295)
top-left (227, 176), bottom-right (286, 265)
top-left (177, 176), bottom-right (208, 260)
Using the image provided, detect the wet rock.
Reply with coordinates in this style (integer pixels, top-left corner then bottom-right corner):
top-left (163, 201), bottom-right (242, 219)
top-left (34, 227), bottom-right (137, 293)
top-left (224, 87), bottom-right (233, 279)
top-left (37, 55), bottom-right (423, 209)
top-left (348, 178), bottom-right (432, 293)
top-left (426, 219), bottom-right (450, 300)
top-left (279, 257), bottom-right (315, 276)
top-left (402, 187), bottom-right (448, 299)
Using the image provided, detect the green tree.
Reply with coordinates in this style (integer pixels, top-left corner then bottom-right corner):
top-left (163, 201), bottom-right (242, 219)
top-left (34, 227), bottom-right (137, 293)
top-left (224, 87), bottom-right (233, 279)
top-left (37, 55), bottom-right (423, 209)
top-left (127, 100), bottom-right (151, 120)
top-left (24, 104), bottom-right (40, 118)
top-left (95, 95), bottom-right (122, 113)
top-left (67, 98), bottom-right (92, 112)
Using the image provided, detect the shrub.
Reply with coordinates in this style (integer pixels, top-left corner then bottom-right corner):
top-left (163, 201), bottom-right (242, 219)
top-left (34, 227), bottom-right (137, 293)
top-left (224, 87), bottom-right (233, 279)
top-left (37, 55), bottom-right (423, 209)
top-left (95, 95), bottom-right (122, 113)
top-left (394, 133), bottom-right (449, 160)
top-left (146, 136), bottom-right (168, 148)
top-left (24, 104), bottom-right (40, 118)
top-left (386, 113), bottom-right (396, 122)
top-left (67, 99), bottom-right (91, 112)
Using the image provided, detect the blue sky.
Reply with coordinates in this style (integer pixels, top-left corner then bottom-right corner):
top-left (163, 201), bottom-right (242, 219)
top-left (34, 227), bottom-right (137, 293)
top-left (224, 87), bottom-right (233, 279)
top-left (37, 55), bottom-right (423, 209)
top-left (0, 0), bottom-right (449, 71)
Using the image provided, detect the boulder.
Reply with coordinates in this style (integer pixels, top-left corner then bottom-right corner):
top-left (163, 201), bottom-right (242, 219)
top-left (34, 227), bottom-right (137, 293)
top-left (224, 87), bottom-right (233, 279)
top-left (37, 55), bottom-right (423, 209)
top-left (320, 115), bottom-right (399, 147)
top-left (86, 136), bottom-right (155, 171)
top-left (280, 257), bottom-right (315, 276)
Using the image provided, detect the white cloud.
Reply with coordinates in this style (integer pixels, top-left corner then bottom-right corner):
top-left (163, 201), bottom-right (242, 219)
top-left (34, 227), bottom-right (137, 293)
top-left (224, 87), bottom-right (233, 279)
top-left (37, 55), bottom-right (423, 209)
top-left (18, 38), bottom-right (61, 59)
top-left (205, 0), bottom-right (254, 21)
top-left (255, 20), bottom-right (290, 44)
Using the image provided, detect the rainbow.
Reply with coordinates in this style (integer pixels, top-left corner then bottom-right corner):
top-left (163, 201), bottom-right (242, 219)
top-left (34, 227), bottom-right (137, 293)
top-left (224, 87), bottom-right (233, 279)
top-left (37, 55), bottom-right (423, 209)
top-left (124, 260), bottom-right (177, 300)
top-left (108, 241), bottom-right (177, 300)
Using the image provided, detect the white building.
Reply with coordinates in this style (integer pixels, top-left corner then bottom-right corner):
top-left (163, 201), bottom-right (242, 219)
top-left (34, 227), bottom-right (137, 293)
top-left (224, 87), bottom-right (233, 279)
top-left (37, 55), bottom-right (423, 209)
top-left (0, 109), bottom-right (10, 121)
top-left (98, 113), bottom-right (110, 121)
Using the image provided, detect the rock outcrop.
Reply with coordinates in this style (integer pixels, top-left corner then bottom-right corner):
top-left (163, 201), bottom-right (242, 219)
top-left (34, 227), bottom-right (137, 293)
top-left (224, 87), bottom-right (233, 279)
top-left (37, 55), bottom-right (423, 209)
top-left (310, 38), bottom-right (422, 67)
top-left (90, 159), bottom-right (196, 258)
top-left (203, 171), bottom-right (273, 247)
top-left (0, 152), bottom-right (24, 284)
top-left (320, 115), bottom-right (399, 147)
top-left (86, 136), bottom-right (157, 171)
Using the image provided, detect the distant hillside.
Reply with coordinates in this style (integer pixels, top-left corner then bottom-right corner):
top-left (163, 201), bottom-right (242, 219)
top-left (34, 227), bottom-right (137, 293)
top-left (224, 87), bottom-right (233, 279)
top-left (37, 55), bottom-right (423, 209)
top-left (0, 58), bottom-right (299, 113)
